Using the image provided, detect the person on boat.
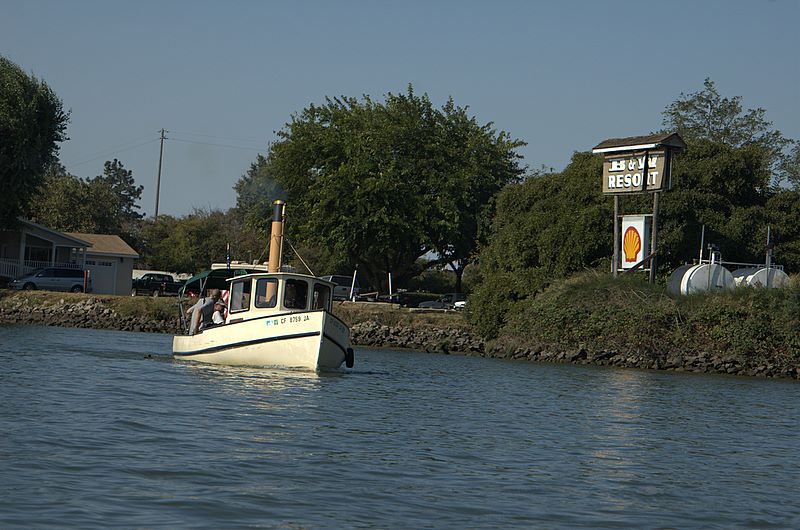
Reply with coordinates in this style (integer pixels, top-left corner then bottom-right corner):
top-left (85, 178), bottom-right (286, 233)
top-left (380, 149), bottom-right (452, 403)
top-left (186, 288), bottom-right (221, 335)
top-left (211, 300), bottom-right (226, 326)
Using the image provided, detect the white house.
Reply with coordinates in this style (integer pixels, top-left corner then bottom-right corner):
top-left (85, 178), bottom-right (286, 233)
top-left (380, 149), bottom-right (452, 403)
top-left (0, 219), bottom-right (139, 296)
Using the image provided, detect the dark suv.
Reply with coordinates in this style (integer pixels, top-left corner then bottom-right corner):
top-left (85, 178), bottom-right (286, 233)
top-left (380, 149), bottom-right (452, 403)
top-left (9, 268), bottom-right (92, 293)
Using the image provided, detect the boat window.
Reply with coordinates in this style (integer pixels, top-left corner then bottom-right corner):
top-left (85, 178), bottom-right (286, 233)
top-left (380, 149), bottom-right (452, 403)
top-left (229, 279), bottom-right (251, 312)
top-left (312, 283), bottom-right (331, 310)
top-left (284, 279), bottom-right (308, 310)
top-left (255, 278), bottom-right (278, 308)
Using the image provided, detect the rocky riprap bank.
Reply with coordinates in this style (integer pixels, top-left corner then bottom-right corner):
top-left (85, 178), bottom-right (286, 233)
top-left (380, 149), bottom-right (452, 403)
top-left (1, 296), bottom-right (796, 380)
top-left (353, 321), bottom-right (798, 379)
top-left (0, 297), bottom-right (483, 352)
top-left (0, 297), bottom-right (180, 333)
top-left (482, 342), bottom-right (798, 380)
top-left (350, 321), bottom-right (484, 354)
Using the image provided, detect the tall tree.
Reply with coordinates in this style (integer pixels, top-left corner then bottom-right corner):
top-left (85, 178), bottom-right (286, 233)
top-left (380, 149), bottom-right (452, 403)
top-left (29, 158), bottom-right (144, 242)
top-left (424, 98), bottom-right (526, 292)
top-left (135, 208), bottom-right (264, 274)
top-left (662, 78), bottom-right (791, 188)
top-left (237, 86), bottom-right (525, 291)
top-left (29, 163), bottom-right (96, 232)
top-left (92, 158), bottom-right (144, 225)
top-left (233, 154), bottom-right (286, 234)
top-left (0, 56), bottom-right (69, 226)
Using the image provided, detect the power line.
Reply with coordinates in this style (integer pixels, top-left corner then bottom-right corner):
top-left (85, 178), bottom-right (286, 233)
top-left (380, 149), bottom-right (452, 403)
top-left (65, 137), bottom-right (159, 170)
top-left (170, 130), bottom-right (268, 144)
top-left (68, 132), bottom-right (156, 160)
top-left (169, 137), bottom-right (264, 152)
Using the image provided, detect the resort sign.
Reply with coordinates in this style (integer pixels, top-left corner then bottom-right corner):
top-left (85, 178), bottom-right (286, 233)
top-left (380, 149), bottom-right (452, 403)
top-left (602, 150), bottom-right (667, 193)
top-left (593, 133), bottom-right (685, 195)
top-left (592, 132), bottom-right (686, 282)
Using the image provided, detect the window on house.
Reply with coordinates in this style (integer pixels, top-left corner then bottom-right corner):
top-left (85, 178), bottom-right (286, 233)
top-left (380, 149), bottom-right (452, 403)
top-left (25, 246), bottom-right (50, 262)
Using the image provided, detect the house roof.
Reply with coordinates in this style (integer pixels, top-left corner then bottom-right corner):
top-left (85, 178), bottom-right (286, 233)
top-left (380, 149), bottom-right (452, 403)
top-left (64, 232), bottom-right (140, 258)
top-left (592, 132), bottom-right (686, 153)
top-left (19, 219), bottom-right (92, 247)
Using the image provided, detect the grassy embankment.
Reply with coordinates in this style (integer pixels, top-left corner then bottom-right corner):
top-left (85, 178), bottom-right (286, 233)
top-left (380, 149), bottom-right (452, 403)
top-left (3, 274), bottom-right (799, 372)
top-left (494, 271), bottom-right (800, 368)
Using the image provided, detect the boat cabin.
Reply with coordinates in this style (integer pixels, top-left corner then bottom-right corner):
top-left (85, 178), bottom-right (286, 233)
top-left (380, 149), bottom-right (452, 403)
top-left (225, 272), bottom-right (334, 323)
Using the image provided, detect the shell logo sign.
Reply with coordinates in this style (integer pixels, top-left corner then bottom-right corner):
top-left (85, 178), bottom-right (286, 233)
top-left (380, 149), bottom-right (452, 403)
top-left (621, 215), bottom-right (650, 270)
top-left (623, 227), bottom-right (641, 262)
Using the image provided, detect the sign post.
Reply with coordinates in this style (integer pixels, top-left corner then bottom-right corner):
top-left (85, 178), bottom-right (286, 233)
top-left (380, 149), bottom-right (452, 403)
top-left (613, 196), bottom-right (619, 276)
top-left (593, 133), bottom-right (685, 283)
top-left (650, 191), bottom-right (660, 284)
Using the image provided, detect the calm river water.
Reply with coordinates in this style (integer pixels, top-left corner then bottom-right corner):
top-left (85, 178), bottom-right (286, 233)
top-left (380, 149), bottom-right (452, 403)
top-left (1, 325), bottom-right (799, 529)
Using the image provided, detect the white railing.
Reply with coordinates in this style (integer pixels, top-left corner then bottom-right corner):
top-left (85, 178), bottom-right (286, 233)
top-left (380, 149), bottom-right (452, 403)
top-left (0, 259), bottom-right (82, 279)
top-left (0, 259), bottom-right (17, 279)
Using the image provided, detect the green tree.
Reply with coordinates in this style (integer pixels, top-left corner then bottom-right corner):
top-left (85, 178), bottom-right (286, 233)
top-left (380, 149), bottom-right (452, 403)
top-left (28, 159), bottom-right (144, 241)
top-left (238, 86), bottom-right (525, 291)
top-left (91, 158), bottom-right (144, 228)
top-left (657, 139), bottom-right (774, 265)
top-left (764, 191), bottom-right (800, 272)
top-left (662, 78), bottom-right (791, 188)
top-left (29, 163), bottom-right (96, 232)
top-left (424, 98), bottom-right (525, 292)
top-left (467, 153), bottom-right (610, 337)
top-left (780, 141), bottom-right (800, 189)
top-left (233, 154), bottom-right (286, 234)
top-left (136, 209), bottom-right (265, 274)
top-left (0, 56), bottom-right (69, 226)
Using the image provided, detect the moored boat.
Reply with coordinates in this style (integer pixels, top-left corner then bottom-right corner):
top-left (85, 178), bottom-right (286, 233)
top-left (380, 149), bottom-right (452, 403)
top-left (172, 201), bottom-right (354, 371)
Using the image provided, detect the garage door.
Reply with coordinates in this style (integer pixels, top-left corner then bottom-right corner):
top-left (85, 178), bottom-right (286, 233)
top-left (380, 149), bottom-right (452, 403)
top-left (85, 258), bottom-right (117, 295)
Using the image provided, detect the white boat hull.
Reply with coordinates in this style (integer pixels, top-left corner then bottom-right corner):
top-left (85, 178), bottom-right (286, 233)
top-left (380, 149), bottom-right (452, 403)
top-left (172, 310), bottom-right (352, 371)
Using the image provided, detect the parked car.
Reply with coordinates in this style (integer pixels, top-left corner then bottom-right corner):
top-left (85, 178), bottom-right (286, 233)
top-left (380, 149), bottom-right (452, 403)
top-left (319, 275), bottom-right (361, 301)
top-left (418, 293), bottom-right (466, 310)
top-left (9, 267), bottom-right (91, 293)
top-left (453, 299), bottom-right (466, 311)
top-left (394, 291), bottom-right (442, 308)
top-left (131, 273), bottom-right (184, 297)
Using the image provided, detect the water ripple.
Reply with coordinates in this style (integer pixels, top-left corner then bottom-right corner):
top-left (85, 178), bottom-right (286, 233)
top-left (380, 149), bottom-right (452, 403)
top-left (1, 325), bottom-right (799, 528)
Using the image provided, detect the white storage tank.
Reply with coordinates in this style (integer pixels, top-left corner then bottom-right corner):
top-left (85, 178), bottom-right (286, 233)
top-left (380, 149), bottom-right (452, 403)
top-left (667, 264), bottom-right (694, 296)
top-left (679, 263), bottom-right (735, 295)
top-left (733, 267), bottom-right (790, 288)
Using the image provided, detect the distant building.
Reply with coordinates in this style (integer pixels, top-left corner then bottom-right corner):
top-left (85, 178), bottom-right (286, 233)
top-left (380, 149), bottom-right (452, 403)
top-left (64, 232), bottom-right (139, 295)
top-left (0, 219), bottom-right (139, 296)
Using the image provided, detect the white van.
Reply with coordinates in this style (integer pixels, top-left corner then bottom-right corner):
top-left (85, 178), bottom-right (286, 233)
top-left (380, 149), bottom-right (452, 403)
top-left (9, 267), bottom-right (92, 293)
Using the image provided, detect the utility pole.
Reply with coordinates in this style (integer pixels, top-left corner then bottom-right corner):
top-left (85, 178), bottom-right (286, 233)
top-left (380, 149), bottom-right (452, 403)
top-left (154, 128), bottom-right (167, 219)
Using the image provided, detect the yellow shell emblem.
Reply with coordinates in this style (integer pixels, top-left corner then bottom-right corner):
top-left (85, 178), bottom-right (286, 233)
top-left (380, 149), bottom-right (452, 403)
top-left (623, 226), bottom-right (641, 263)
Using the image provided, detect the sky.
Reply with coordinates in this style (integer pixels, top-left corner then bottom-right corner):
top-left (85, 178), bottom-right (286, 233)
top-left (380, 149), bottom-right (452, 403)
top-left (3, 0), bottom-right (799, 218)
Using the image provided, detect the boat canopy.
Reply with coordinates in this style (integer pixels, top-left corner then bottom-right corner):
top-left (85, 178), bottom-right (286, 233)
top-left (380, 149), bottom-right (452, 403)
top-left (180, 267), bottom-right (264, 298)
